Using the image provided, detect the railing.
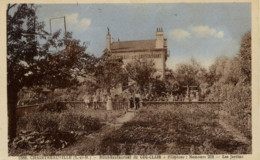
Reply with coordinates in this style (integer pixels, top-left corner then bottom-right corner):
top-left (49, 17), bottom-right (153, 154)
top-left (112, 101), bottom-right (128, 110)
top-left (16, 100), bottom-right (223, 113)
top-left (16, 100), bottom-right (129, 113)
top-left (141, 101), bottom-right (223, 107)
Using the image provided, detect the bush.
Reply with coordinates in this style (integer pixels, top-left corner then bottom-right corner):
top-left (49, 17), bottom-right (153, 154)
top-left (59, 112), bottom-right (102, 132)
top-left (14, 109), bottom-right (103, 154)
top-left (17, 111), bottom-right (60, 132)
top-left (100, 105), bottom-right (250, 154)
top-left (206, 83), bottom-right (251, 139)
top-left (37, 102), bottom-right (67, 112)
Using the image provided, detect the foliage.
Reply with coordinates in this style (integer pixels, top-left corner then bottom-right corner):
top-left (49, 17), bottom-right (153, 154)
top-left (94, 54), bottom-right (127, 95)
top-left (17, 109), bottom-right (103, 134)
top-left (174, 58), bottom-right (208, 87)
top-left (7, 4), bottom-right (87, 90)
top-left (238, 32), bottom-right (251, 84)
top-left (206, 84), bottom-right (251, 138)
top-left (205, 32), bottom-right (251, 140)
top-left (164, 68), bottom-right (180, 94)
top-left (17, 111), bottom-right (60, 132)
top-left (13, 106), bottom-right (125, 155)
top-left (207, 57), bottom-right (240, 85)
top-left (64, 107), bottom-right (125, 123)
top-left (125, 58), bottom-right (157, 97)
top-left (59, 113), bottom-right (102, 132)
top-left (7, 4), bottom-right (93, 139)
top-left (100, 106), bottom-right (250, 154)
top-left (149, 78), bottom-right (167, 98)
top-left (13, 131), bottom-right (76, 152)
top-left (208, 32), bottom-right (251, 86)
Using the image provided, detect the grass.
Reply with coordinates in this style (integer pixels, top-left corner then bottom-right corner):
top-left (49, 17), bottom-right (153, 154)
top-left (11, 105), bottom-right (125, 156)
top-left (63, 107), bottom-right (125, 123)
top-left (100, 105), bottom-right (251, 154)
top-left (206, 84), bottom-right (251, 140)
top-left (12, 103), bottom-right (251, 155)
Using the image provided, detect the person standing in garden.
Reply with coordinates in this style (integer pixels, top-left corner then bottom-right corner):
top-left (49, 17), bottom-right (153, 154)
top-left (84, 95), bottom-right (90, 108)
top-left (106, 95), bottom-right (112, 110)
top-left (129, 97), bottom-right (134, 109)
top-left (93, 94), bottom-right (98, 109)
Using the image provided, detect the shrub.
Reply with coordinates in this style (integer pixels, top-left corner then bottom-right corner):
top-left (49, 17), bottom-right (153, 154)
top-left (59, 112), bottom-right (102, 132)
top-left (206, 83), bottom-right (251, 139)
top-left (100, 105), bottom-right (250, 154)
top-left (37, 102), bottom-right (67, 112)
top-left (17, 111), bottom-right (60, 132)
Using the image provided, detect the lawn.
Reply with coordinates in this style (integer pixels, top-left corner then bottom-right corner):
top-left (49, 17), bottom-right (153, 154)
top-left (10, 104), bottom-right (251, 155)
top-left (10, 106), bottom-right (125, 156)
top-left (100, 105), bottom-right (251, 154)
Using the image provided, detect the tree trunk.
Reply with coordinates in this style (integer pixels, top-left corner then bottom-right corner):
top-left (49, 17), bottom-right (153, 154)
top-left (8, 85), bottom-right (18, 140)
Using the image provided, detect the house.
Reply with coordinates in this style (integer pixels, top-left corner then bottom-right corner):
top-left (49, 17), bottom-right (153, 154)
top-left (103, 28), bottom-right (169, 80)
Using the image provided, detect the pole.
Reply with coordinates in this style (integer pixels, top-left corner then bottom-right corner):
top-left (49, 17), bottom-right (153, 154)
top-left (34, 14), bottom-right (37, 53)
top-left (64, 16), bottom-right (67, 35)
top-left (49, 19), bottom-right (52, 35)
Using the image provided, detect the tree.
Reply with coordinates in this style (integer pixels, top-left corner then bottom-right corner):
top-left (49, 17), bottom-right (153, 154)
top-left (238, 32), bottom-right (251, 84)
top-left (174, 58), bottom-right (207, 87)
top-left (7, 4), bottom-right (90, 139)
top-left (94, 54), bottom-right (127, 97)
top-left (207, 56), bottom-right (239, 85)
top-left (164, 68), bottom-right (180, 94)
top-left (208, 32), bottom-right (251, 86)
top-left (125, 58), bottom-right (156, 100)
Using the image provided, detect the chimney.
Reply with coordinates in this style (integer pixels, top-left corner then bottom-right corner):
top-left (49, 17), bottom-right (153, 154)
top-left (106, 27), bottom-right (111, 51)
top-left (156, 27), bottom-right (164, 49)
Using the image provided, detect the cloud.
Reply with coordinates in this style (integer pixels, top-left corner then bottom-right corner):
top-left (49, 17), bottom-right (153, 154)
top-left (169, 29), bottom-right (191, 41)
top-left (169, 26), bottom-right (225, 41)
top-left (189, 25), bottom-right (224, 38)
top-left (66, 13), bottom-right (91, 31)
top-left (216, 31), bottom-right (224, 38)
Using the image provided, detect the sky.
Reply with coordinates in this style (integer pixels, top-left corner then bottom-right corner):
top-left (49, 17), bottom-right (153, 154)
top-left (36, 3), bottom-right (251, 69)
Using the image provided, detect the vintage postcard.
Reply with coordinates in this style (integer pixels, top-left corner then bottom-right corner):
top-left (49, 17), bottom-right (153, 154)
top-left (0, 0), bottom-right (259, 160)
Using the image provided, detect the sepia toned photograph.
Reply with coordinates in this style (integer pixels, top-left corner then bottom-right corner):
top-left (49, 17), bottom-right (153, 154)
top-left (4, 1), bottom-right (257, 158)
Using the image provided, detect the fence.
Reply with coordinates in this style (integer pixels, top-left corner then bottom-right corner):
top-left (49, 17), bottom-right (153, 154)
top-left (58, 101), bottom-right (128, 110)
top-left (16, 100), bottom-right (223, 114)
top-left (141, 101), bottom-right (223, 107)
top-left (16, 100), bottom-right (129, 114)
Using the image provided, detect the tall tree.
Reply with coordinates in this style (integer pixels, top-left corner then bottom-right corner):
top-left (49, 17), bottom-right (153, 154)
top-left (7, 4), bottom-right (90, 139)
top-left (125, 58), bottom-right (156, 100)
top-left (174, 58), bottom-right (207, 87)
top-left (238, 32), bottom-right (251, 84)
top-left (164, 68), bottom-right (180, 94)
top-left (94, 54), bottom-right (126, 97)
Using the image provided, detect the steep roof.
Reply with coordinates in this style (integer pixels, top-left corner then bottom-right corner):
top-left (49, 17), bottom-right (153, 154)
top-left (110, 39), bottom-right (156, 52)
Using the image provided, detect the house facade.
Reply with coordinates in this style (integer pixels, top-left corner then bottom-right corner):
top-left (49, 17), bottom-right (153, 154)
top-left (103, 28), bottom-right (168, 80)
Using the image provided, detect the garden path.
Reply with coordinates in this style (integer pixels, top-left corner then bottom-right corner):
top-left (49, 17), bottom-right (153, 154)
top-left (56, 109), bottom-right (136, 155)
top-left (106, 110), bottom-right (136, 129)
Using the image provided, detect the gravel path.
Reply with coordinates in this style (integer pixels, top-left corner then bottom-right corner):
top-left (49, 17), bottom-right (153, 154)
top-left (106, 110), bottom-right (136, 129)
top-left (56, 110), bottom-right (136, 155)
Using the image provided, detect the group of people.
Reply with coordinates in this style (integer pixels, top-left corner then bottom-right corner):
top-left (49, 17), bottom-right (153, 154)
top-left (83, 94), bottom-right (105, 109)
top-left (82, 93), bottom-right (142, 110)
top-left (129, 96), bottom-right (140, 110)
top-left (82, 90), bottom-right (201, 110)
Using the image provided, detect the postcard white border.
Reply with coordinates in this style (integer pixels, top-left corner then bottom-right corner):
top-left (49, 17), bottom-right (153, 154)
top-left (0, 0), bottom-right (259, 160)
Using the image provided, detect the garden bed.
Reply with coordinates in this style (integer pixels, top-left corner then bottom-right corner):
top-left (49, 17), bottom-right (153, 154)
top-left (100, 105), bottom-right (251, 154)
